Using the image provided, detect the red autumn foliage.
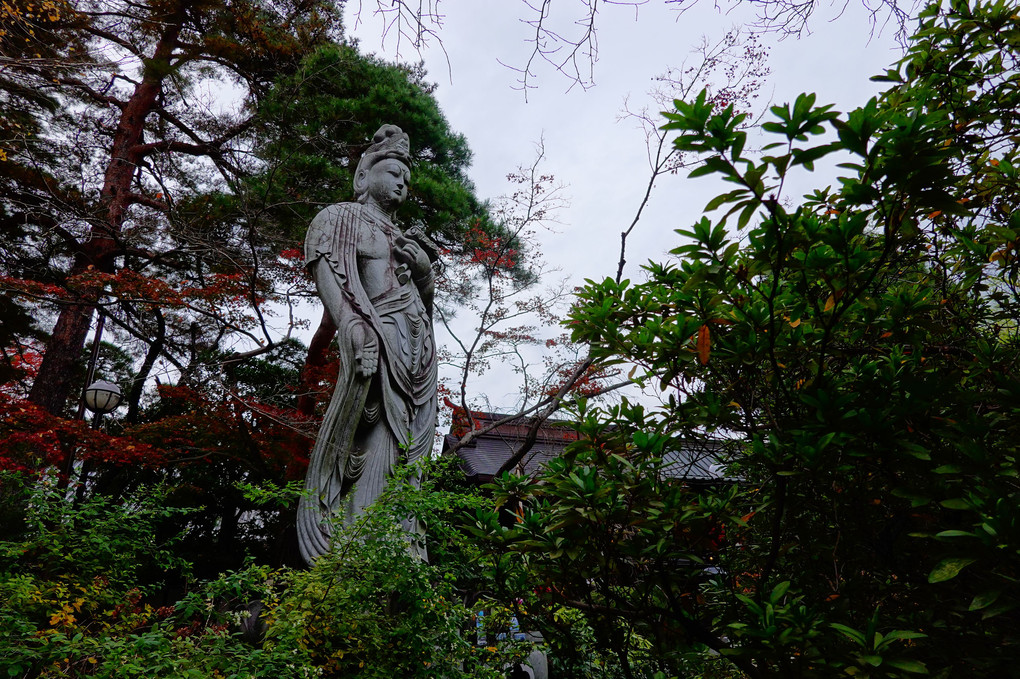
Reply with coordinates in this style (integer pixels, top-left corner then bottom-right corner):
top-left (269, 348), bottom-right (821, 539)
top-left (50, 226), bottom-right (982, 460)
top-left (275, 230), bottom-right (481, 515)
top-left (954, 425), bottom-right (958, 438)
top-left (0, 275), bottom-right (70, 301)
top-left (464, 225), bottom-right (518, 273)
top-left (540, 354), bottom-right (616, 400)
top-left (127, 384), bottom-right (312, 480)
top-left (444, 397), bottom-right (492, 439)
top-left (0, 366), bottom-right (314, 488)
top-left (0, 395), bottom-right (164, 475)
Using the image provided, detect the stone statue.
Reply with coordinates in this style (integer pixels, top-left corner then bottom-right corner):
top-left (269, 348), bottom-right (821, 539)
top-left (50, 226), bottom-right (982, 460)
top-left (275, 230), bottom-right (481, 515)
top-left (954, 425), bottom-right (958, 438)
top-left (297, 124), bottom-right (438, 565)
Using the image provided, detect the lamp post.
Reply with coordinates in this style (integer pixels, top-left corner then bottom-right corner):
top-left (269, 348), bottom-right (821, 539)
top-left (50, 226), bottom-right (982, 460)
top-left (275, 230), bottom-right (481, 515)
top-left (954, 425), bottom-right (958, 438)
top-left (69, 378), bottom-right (122, 501)
top-left (74, 311), bottom-right (106, 422)
top-left (59, 311), bottom-right (114, 488)
top-left (83, 379), bottom-right (123, 424)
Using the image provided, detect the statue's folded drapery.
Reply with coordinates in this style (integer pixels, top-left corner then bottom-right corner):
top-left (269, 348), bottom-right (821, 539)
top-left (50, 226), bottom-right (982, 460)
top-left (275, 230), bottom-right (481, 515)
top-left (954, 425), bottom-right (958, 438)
top-left (297, 200), bottom-right (437, 565)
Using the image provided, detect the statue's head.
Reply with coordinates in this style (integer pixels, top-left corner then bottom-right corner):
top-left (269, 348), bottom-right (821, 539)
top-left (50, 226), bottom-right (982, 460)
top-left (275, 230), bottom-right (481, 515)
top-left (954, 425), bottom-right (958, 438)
top-left (354, 125), bottom-right (412, 210)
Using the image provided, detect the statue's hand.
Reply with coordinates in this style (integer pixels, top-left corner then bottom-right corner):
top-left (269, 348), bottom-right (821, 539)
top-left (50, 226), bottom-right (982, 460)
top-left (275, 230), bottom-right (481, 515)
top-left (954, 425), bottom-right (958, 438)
top-left (350, 322), bottom-right (378, 378)
top-left (394, 235), bottom-right (432, 281)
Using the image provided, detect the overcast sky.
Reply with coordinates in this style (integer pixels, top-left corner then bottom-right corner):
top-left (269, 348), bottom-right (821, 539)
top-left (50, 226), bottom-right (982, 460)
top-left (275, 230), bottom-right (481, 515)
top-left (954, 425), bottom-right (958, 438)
top-left (340, 0), bottom-right (911, 409)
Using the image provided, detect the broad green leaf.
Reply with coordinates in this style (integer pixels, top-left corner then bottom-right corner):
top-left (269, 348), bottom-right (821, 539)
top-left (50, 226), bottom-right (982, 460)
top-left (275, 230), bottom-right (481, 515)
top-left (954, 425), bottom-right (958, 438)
top-left (968, 590), bottom-right (1001, 611)
top-left (884, 659), bottom-right (928, 674)
top-left (831, 622), bottom-right (866, 645)
top-left (934, 529), bottom-right (974, 538)
top-left (981, 600), bottom-right (1018, 620)
top-left (928, 557), bottom-right (977, 583)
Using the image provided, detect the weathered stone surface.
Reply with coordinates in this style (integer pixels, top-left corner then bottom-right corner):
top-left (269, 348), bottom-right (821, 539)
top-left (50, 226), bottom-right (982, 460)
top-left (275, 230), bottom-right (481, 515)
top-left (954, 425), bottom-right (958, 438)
top-left (297, 125), bottom-right (438, 565)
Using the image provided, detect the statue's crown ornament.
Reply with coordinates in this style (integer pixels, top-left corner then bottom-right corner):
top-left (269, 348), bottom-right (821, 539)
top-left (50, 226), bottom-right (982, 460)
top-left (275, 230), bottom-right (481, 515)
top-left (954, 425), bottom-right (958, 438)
top-left (362, 124), bottom-right (411, 167)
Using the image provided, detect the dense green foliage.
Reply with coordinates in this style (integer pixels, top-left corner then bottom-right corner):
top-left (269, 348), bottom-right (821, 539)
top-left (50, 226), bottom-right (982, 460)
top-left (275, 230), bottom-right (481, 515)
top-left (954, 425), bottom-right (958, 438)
top-left (476, 1), bottom-right (1020, 677)
top-left (0, 464), bottom-right (528, 679)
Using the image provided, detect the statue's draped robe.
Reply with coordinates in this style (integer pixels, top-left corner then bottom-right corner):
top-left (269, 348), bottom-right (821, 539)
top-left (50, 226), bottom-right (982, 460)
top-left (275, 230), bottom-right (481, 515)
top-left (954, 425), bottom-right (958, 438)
top-left (297, 202), bottom-right (437, 564)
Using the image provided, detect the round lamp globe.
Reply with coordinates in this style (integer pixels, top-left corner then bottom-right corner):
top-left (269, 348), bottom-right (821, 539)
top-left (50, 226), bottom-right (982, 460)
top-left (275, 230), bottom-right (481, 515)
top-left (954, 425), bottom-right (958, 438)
top-left (84, 380), bottom-right (122, 415)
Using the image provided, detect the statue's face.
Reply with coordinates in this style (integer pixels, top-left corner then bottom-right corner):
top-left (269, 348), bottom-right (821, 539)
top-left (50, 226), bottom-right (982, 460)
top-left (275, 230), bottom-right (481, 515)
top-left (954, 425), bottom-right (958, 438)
top-left (363, 159), bottom-right (410, 210)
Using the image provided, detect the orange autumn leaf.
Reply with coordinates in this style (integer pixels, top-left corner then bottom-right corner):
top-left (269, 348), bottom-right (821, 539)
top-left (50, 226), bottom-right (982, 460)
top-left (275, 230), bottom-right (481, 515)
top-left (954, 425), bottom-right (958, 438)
top-left (697, 324), bottom-right (711, 365)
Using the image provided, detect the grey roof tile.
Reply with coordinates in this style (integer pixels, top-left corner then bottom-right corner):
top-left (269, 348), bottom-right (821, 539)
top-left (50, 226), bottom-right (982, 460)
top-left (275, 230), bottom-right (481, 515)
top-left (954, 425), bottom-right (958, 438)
top-left (446, 413), bottom-right (728, 482)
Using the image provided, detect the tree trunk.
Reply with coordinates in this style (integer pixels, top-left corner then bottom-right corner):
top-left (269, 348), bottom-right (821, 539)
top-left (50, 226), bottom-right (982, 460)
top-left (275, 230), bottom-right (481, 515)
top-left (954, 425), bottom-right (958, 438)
top-left (28, 8), bottom-right (184, 414)
top-left (28, 292), bottom-right (97, 415)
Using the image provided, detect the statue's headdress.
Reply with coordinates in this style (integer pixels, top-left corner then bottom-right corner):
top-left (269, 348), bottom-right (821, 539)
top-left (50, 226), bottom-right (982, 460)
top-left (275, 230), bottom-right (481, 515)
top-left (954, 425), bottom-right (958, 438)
top-left (353, 125), bottom-right (411, 198)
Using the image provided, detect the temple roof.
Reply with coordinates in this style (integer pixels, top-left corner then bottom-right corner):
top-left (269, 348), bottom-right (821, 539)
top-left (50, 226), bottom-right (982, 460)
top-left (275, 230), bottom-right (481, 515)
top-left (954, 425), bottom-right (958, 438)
top-left (444, 411), bottom-right (727, 483)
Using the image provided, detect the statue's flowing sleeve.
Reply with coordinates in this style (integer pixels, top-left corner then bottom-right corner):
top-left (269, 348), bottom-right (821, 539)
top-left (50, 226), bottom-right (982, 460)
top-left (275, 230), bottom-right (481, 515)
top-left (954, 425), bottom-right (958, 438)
top-left (297, 203), bottom-right (378, 563)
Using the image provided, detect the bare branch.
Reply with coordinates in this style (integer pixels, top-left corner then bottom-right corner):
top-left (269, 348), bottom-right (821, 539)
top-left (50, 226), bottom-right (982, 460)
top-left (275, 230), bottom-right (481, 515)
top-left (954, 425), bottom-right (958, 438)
top-left (348, 0), bottom-right (451, 75)
top-left (616, 27), bottom-right (771, 281)
top-left (50, 76), bottom-right (126, 108)
top-left (356, 0), bottom-right (908, 96)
